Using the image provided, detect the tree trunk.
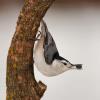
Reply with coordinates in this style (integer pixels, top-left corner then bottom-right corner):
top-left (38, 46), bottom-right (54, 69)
top-left (6, 0), bottom-right (55, 100)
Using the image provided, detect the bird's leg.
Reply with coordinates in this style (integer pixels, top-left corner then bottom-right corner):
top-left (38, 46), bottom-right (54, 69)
top-left (27, 31), bottom-right (42, 41)
top-left (37, 31), bottom-right (42, 39)
top-left (34, 31), bottom-right (42, 41)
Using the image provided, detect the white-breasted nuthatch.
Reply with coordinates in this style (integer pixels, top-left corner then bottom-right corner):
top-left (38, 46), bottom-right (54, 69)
top-left (33, 20), bottom-right (82, 77)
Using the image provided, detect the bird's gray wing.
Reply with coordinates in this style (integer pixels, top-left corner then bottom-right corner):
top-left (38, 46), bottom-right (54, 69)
top-left (44, 32), bottom-right (59, 64)
top-left (41, 20), bottom-right (59, 64)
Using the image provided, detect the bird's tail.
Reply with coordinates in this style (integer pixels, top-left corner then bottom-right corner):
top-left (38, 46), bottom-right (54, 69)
top-left (41, 19), bottom-right (49, 37)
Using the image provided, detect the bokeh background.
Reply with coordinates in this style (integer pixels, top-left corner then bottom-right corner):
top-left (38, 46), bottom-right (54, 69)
top-left (0, 0), bottom-right (100, 100)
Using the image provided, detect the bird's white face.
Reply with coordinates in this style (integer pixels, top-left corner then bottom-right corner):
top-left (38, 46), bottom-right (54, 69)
top-left (60, 60), bottom-right (73, 68)
top-left (61, 60), bottom-right (67, 65)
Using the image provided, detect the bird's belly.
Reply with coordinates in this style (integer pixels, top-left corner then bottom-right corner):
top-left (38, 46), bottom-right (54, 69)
top-left (34, 45), bottom-right (69, 77)
top-left (34, 47), bottom-right (51, 76)
top-left (34, 50), bottom-right (69, 77)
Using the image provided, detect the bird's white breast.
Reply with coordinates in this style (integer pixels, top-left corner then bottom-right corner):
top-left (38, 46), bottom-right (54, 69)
top-left (33, 35), bottom-right (70, 77)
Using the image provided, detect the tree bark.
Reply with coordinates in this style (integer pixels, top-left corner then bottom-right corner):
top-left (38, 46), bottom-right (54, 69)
top-left (6, 0), bottom-right (55, 100)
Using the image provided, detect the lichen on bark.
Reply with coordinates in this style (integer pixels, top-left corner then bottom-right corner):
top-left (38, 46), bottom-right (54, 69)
top-left (6, 0), bottom-right (55, 100)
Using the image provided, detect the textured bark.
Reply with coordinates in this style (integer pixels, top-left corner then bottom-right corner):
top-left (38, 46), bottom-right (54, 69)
top-left (6, 0), bottom-right (55, 100)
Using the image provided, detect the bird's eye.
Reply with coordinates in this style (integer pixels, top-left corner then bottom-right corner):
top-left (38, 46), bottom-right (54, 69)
top-left (61, 60), bottom-right (68, 65)
top-left (63, 62), bottom-right (67, 65)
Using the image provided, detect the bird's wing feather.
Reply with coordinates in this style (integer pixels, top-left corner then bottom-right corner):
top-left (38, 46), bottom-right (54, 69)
top-left (41, 20), bottom-right (59, 64)
top-left (44, 33), bottom-right (59, 64)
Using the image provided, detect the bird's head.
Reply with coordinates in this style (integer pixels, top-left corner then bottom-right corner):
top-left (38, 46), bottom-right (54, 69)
top-left (60, 60), bottom-right (82, 70)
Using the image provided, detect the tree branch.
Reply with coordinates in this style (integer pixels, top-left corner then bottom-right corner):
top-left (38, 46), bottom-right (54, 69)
top-left (6, 0), bottom-right (55, 100)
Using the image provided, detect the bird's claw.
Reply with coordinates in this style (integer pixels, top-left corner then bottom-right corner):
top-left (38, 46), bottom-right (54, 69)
top-left (34, 31), bottom-right (42, 41)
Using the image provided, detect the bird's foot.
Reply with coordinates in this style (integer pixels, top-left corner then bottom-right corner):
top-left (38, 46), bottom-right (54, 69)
top-left (34, 31), bottom-right (42, 41)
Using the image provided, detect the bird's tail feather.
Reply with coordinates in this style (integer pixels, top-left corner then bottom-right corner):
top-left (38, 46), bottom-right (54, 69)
top-left (41, 19), bottom-right (49, 36)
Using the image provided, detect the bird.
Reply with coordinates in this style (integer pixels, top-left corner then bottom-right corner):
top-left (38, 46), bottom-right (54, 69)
top-left (33, 20), bottom-right (82, 77)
